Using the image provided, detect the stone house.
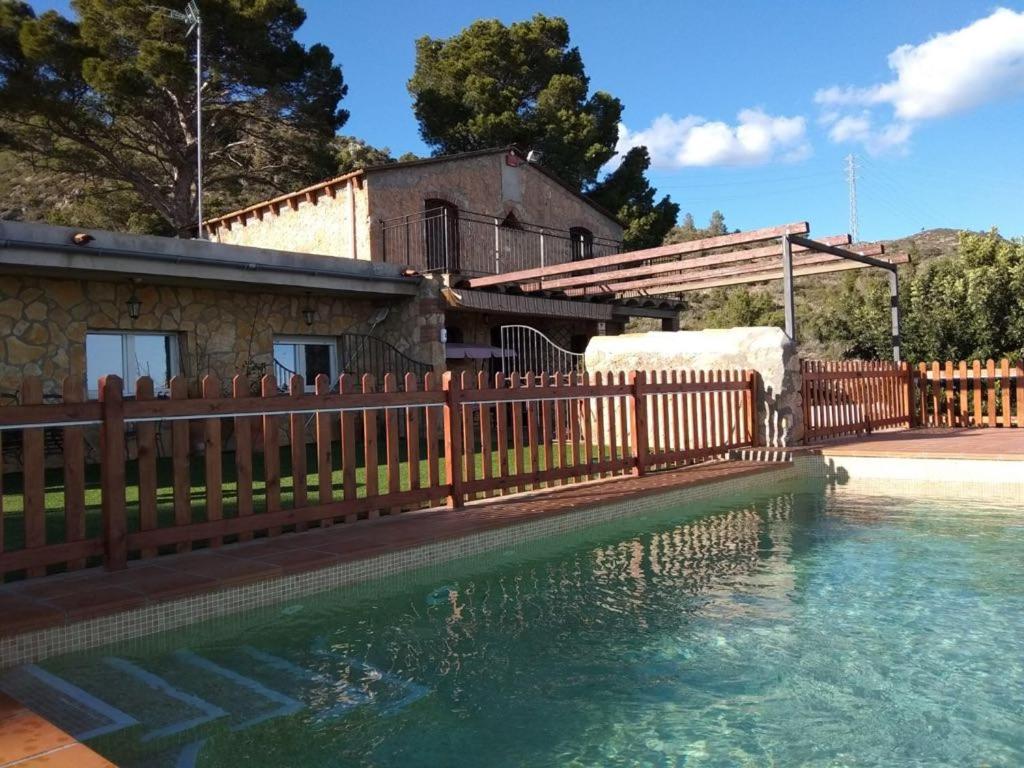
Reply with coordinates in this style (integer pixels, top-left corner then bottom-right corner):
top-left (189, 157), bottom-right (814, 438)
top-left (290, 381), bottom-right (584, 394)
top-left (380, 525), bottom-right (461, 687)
top-left (204, 147), bottom-right (678, 378)
top-left (0, 219), bottom-right (439, 404)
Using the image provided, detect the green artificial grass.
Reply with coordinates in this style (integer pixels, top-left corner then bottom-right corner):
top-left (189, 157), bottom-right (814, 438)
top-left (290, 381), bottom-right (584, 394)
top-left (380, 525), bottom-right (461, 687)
top-left (1, 442), bottom-right (620, 552)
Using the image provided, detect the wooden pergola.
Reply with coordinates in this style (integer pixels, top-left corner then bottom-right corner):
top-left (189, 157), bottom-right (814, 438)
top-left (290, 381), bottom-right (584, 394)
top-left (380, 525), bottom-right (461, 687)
top-left (463, 222), bottom-right (908, 361)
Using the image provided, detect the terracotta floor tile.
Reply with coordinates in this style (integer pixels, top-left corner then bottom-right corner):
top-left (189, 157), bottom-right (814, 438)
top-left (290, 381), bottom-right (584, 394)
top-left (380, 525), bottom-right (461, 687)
top-left (0, 596), bottom-right (65, 638)
top-left (0, 711), bottom-right (74, 764)
top-left (38, 587), bottom-right (147, 622)
top-left (0, 693), bottom-right (26, 723)
top-left (113, 567), bottom-right (220, 602)
top-left (248, 548), bottom-right (341, 575)
top-left (167, 553), bottom-right (282, 587)
top-left (11, 742), bottom-right (117, 767)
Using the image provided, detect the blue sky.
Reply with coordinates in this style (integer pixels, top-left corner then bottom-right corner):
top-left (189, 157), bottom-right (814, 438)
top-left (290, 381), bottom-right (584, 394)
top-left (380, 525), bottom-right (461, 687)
top-left (31, 1), bottom-right (1024, 241)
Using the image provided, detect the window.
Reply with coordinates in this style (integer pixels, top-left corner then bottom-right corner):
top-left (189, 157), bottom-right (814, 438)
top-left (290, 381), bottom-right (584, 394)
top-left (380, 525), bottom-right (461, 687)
top-left (273, 336), bottom-right (338, 391)
top-left (85, 331), bottom-right (180, 397)
top-left (424, 199), bottom-right (460, 272)
top-left (569, 227), bottom-right (594, 261)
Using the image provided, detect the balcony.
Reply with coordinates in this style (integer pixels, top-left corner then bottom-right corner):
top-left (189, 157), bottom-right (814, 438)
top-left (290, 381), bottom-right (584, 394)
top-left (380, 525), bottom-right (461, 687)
top-left (379, 208), bottom-right (621, 277)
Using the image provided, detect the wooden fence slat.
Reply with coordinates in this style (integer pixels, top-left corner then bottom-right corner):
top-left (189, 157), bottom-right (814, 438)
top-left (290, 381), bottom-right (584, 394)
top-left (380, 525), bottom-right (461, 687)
top-left (593, 371), bottom-right (607, 478)
top-left (942, 361), bottom-right (954, 427)
top-left (460, 372), bottom-right (476, 499)
top-left (510, 372), bottom-right (524, 492)
top-left (170, 376), bottom-right (192, 550)
top-left (289, 374), bottom-right (308, 530)
top-left (314, 374), bottom-right (333, 521)
top-left (553, 373), bottom-right (567, 484)
top-left (1001, 358), bottom-right (1012, 428)
top-left (203, 375), bottom-right (223, 547)
top-left (261, 374), bottom-right (282, 537)
top-left (1016, 361), bottom-right (1024, 429)
top-left (986, 359), bottom-right (997, 427)
top-left (476, 371), bottom-right (492, 496)
top-left (62, 376), bottom-right (86, 570)
top-left (569, 372), bottom-right (584, 481)
top-left (527, 374), bottom-right (542, 489)
top-left (362, 374), bottom-right (379, 519)
top-left (494, 372), bottom-right (509, 494)
top-left (20, 377), bottom-right (45, 577)
top-left (99, 375), bottom-right (127, 571)
top-left (541, 374), bottom-right (555, 488)
top-left (443, 372), bottom-right (464, 508)
top-left (135, 377), bottom-right (158, 559)
top-left (424, 373), bottom-right (442, 505)
top-left (647, 371), bottom-right (661, 468)
top-left (957, 361), bottom-right (968, 427)
top-left (971, 360), bottom-right (982, 427)
top-left (233, 376), bottom-right (254, 541)
top-left (340, 374), bottom-right (357, 521)
top-left (405, 373), bottom-right (422, 495)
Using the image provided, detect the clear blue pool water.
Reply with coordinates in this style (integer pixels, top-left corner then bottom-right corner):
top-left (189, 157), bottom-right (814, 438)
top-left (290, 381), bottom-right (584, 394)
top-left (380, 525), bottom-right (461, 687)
top-left (14, 479), bottom-right (1024, 767)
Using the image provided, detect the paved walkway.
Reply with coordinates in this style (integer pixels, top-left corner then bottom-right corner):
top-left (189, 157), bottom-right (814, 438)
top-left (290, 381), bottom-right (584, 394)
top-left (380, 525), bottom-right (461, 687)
top-left (0, 461), bottom-right (782, 639)
top-left (803, 427), bottom-right (1024, 460)
top-left (0, 691), bottom-right (113, 767)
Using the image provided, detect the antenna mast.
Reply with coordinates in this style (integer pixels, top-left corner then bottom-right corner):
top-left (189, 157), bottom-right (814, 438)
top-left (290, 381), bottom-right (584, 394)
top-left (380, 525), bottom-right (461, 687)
top-left (845, 153), bottom-right (859, 242)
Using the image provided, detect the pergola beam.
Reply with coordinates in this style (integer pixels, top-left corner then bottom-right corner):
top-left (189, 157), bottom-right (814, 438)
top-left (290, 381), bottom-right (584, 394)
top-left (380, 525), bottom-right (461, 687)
top-left (615, 253), bottom-right (909, 297)
top-left (522, 234), bottom-right (852, 293)
top-left (569, 245), bottom-right (885, 297)
top-left (464, 221), bottom-right (810, 288)
top-left (787, 234), bottom-right (896, 272)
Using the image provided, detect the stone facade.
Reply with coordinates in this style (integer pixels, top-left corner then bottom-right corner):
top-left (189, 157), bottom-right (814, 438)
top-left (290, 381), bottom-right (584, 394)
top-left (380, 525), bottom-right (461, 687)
top-left (585, 327), bottom-right (803, 446)
top-left (0, 274), bottom-right (444, 398)
top-left (206, 178), bottom-right (371, 261)
top-left (207, 150), bottom-right (622, 272)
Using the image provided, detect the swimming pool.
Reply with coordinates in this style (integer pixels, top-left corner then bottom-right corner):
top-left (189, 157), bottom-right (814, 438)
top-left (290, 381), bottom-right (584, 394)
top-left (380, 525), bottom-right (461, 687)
top-left (6, 477), bottom-right (1023, 767)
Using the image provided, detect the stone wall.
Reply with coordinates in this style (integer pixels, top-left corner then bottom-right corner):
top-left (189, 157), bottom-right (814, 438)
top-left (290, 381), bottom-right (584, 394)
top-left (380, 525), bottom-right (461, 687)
top-left (208, 179), bottom-right (371, 261)
top-left (0, 274), bottom-right (444, 397)
top-left (585, 327), bottom-right (803, 446)
top-left (366, 153), bottom-right (622, 261)
top-left (208, 153), bottom-right (622, 271)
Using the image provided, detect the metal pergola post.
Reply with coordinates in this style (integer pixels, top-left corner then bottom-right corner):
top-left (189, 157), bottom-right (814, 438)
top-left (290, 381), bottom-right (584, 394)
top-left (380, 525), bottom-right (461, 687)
top-left (888, 269), bottom-right (901, 362)
top-left (786, 233), bottom-right (901, 362)
top-left (782, 234), bottom-right (795, 340)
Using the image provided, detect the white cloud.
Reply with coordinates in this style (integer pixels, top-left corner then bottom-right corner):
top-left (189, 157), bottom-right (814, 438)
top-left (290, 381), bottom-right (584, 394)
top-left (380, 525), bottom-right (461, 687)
top-left (615, 108), bottom-right (811, 169)
top-left (817, 7), bottom-right (1024, 151)
top-left (824, 111), bottom-right (913, 155)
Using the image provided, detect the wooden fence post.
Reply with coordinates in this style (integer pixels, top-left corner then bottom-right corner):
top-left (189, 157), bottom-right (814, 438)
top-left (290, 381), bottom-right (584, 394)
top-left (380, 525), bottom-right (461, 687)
top-left (629, 370), bottom-right (649, 476)
top-left (99, 374), bottom-right (127, 571)
top-left (745, 369), bottom-right (759, 446)
top-left (443, 371), bottom-right (464, 508)
top-left (901, 362), bottom-right (913, 427)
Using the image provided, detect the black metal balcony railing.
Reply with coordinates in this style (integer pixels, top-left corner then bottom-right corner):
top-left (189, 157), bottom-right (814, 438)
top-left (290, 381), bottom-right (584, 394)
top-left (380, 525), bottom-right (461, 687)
top-left (380, 209), bottom-right (621, 276)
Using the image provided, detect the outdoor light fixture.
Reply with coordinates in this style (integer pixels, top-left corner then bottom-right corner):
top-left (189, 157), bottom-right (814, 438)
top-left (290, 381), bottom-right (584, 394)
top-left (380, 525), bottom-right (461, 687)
top-left (301, 293), bottom-right (315, 326)
top-left (126, 291), bottom-right (142, 321)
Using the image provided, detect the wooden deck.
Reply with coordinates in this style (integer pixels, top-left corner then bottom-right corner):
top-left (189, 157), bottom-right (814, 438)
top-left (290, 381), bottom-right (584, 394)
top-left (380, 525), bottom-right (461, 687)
top-left (804, 427), bottom-right (1024, 461)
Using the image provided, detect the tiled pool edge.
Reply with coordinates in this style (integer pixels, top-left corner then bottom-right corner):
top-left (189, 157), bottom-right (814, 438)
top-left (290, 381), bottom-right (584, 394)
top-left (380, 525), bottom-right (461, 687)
top-left (796, 452), bottom-right (1024, 502)
top-left (0, 465), bottom-right (796, 670)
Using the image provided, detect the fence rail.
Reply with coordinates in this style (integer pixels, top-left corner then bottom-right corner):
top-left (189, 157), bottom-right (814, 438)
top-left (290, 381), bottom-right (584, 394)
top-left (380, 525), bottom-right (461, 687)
top-left (0, 367), bottom-right (757, 581)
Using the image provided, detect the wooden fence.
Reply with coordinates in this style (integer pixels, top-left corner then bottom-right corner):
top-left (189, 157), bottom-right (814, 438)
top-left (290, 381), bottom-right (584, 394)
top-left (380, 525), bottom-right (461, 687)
top-left (0, 368), bottom-right (757, 581)
top-left (802, 358), bottom-right (1023, 441)
top-left (914, 359), bottom-right (1023, 428)
top-left (802, 360), bottom-right (913, 442)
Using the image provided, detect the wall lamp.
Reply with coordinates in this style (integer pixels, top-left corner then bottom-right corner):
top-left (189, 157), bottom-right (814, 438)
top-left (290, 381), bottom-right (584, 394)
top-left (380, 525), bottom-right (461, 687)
top-left (301, 292), bottom-right (315, 326)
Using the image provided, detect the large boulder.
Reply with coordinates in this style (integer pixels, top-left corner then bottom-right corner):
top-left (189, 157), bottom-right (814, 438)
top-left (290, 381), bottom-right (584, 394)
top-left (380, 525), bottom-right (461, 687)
top-left (586, 327), bottom-right (802, 446)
